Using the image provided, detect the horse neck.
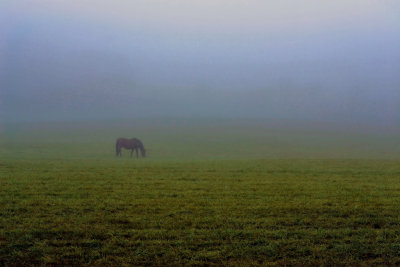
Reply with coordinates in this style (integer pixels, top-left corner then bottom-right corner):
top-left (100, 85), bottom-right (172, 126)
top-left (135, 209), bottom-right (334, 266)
top-left (137, 143), bottom-right (142, 150)
top-left (138, 143), bottom-right (145, 155)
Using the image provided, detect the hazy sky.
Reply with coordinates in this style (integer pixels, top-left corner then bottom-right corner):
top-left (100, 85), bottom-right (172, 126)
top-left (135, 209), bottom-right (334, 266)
top-left (1, 1), bottom-right (399, 124)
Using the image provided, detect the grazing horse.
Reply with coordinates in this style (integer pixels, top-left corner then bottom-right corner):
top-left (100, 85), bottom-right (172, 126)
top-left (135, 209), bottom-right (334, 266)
top-left (116, 138), bottom-right (146, 158)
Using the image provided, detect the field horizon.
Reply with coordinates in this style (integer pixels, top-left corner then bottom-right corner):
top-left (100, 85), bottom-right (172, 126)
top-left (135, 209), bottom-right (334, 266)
top-left (2, 118), bottom-right (400, 161)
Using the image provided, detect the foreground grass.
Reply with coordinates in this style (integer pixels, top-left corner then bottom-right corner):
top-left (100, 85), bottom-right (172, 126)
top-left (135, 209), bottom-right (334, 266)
top-left (1, 158), bottom-right (400, 265)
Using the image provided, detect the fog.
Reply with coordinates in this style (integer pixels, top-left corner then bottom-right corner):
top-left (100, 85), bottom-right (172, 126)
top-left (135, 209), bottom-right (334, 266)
top-left (1, 1), bottom-right (399, 127)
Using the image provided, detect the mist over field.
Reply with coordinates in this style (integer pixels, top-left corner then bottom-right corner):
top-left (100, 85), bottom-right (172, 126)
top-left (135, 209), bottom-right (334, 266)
top-left (1, 0), bottom-right (399, 127)
top-left (3, 2), bottom-right (400, 265)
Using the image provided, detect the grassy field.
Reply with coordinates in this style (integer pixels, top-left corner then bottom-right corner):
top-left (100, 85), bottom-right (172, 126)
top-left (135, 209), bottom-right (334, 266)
top-left (1, 119), bottom-right (400, 265)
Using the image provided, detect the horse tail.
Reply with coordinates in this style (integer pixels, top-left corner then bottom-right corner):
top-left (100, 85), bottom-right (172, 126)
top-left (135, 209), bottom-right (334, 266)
top-left (116, 139), bottom-right (120, 156)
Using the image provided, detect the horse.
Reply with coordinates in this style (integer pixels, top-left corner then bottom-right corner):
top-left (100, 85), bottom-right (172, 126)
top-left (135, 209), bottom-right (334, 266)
top-left (116, 138), bottom-right (146, 158)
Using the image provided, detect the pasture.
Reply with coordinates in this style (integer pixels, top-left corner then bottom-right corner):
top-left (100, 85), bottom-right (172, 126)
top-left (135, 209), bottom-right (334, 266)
top-left (1, 119), bottom-right (400, 265)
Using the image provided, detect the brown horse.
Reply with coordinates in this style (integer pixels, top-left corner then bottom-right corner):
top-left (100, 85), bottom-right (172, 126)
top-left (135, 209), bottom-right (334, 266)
top-left (116, 138), bottom-right (146, 158)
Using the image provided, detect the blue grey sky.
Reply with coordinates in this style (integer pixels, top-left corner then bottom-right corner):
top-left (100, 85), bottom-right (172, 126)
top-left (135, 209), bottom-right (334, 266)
top-left (1, 1), bottom-right (399, 124)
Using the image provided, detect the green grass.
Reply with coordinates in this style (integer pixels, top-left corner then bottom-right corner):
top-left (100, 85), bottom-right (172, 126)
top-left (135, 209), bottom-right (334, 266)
top-left (1, 119), bottom-right (400, 265)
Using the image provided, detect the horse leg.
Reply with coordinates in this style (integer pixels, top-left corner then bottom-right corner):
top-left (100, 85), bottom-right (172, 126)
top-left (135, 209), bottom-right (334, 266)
top-left (130, 149), bottom-right (133, 157)
top-left (136, 148), bottom-right (139, 158)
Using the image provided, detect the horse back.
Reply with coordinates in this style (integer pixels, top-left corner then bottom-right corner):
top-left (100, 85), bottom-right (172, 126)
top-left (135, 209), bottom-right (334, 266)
top-left (116, 138), bottom-right (136, 148)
